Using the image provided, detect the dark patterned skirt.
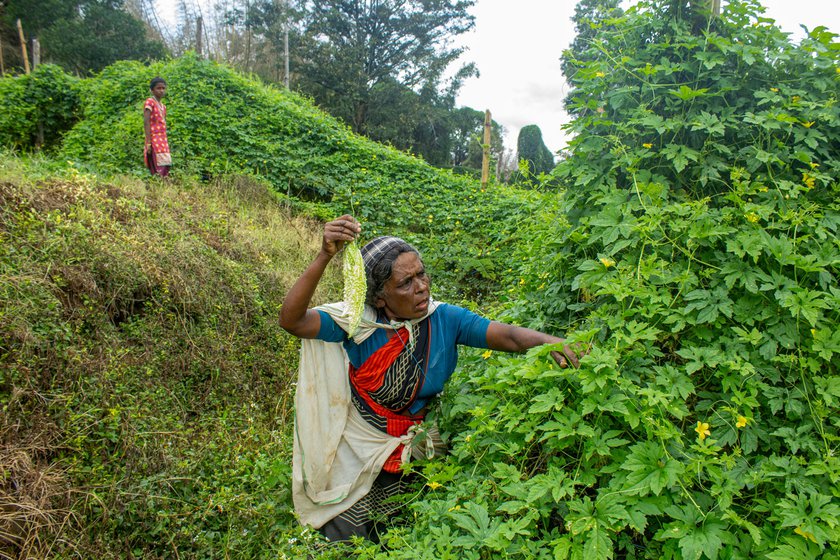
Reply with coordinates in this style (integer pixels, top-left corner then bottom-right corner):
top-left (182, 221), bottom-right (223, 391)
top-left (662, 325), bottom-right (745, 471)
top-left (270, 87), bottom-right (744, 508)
top-left (318, 469), bottom-right (409, 544)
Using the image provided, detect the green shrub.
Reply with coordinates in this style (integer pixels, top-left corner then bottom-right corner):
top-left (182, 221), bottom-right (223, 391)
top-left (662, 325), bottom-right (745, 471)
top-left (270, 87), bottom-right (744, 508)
top-left (370, 2), bottom-right (840, 559)
top-left (0, 64), bottom-right (81, 150)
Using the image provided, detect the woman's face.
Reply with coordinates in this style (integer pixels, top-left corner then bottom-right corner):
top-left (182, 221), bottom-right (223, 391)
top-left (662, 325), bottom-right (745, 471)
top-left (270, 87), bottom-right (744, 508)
top-left (375, 252), bottom-right (430, 321)
top-left (152, 83), bottom-right (167, 100)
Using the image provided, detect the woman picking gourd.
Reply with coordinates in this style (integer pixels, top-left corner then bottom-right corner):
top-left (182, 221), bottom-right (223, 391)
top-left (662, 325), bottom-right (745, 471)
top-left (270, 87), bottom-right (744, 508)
top-left (279, 214), bottom-right (583, 543)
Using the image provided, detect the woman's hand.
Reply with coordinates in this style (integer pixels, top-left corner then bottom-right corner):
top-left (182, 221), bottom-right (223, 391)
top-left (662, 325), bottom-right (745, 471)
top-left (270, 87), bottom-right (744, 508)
top-left (322, 215), bottom-right (361, 257)
top-left (550, 342), bottom-right (590, 368)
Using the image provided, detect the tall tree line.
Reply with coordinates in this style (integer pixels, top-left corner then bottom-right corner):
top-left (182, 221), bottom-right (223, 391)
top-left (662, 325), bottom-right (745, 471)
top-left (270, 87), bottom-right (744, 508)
top-left (0, 0), bottom-right (166, 73)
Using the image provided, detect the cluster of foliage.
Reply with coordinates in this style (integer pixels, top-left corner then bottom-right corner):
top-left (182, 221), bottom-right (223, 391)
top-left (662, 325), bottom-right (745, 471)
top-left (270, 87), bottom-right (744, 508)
top-left (0, 0), bottom-right (166, 74)
top-left (0, 63), bottom-right (81, 150)
top-left (560, 0), bottom-right (624, 112)
top-left (0, 156), bottom-right (334, 558)
top-left (346, 1), bottom-right (838, 559)
top-left (515, 124), bottom-right (556, 183)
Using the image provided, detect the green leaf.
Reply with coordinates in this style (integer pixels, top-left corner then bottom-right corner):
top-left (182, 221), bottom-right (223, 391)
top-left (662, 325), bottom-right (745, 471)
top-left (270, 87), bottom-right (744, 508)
top-left (621, 441), bottom-right (684, 496)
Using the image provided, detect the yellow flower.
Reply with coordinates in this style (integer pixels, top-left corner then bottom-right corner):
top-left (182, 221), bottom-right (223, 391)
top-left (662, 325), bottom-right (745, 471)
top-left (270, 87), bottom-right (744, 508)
top-left (481, 350), bottom-right (492, 359)
top-left (745, 212), bottom-right (759, 223)
top-left (794, 526), bottom-right (817, 543)
top-left (519, 278), bottom-right (526, 285)
top-left (643, 143), bottom-right (653, 149)
top-left (695, 421), bottom-right (711, 441)
top-left (599, 257), bottom-right (616, 268)
top-left (801, 121), bottom-right (814, 128)
top-left (792, 95), bottom-right (801, 103)
top-left (770, 87), bottom-right (779, 92)
top-left (736, 415), bottom-right (748, 429)
top-left (427, 481), bottom-right (442, 490)
top-left (595, 71), bottom-right (606, 77)
top-left (802, 173), bottom-right (816, 189)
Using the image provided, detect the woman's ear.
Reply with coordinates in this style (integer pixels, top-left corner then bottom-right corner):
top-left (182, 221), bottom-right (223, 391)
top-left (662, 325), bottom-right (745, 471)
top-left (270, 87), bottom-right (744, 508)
top-left (374, 296), bottom-right (386, 309)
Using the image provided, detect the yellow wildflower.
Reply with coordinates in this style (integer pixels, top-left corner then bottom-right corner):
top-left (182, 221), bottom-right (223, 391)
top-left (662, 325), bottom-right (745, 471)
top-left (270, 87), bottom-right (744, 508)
top-left (695, 421), bottom-right (711, 441)
top-left (745, 212), bottom-right (759, 223)
top-left (599, 257), bottom-right (616, 268)
top-left (770, 87), bottom-right (779, 92)
top-left (792, 95), bottom-right (801, 103)
top-left (802, 173), bottom-right (816, 189)
top-left (595, 71), bottom-right (606, 77)
top-left (801, 121), bottom-right (814, 128)
top-left (643, 143), bottom-right (653, 149)
top-left (736, 415), bottom-right (748, 429)
top-left (427, 481), bottom-right (442, 490)
top-left (482, 350), bottom-right (492, 359)
top-left (794, 527), bottom-right (817, 543)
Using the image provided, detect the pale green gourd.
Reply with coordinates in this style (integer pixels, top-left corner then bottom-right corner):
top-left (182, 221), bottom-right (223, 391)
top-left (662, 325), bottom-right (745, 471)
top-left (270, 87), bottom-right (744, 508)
top-left (342, 240), bottom-right (366, 337)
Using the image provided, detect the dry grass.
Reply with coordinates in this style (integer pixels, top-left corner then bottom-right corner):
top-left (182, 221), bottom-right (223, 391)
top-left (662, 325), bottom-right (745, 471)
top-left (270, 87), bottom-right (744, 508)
top-left (0, 435), bottom-right (75, 560)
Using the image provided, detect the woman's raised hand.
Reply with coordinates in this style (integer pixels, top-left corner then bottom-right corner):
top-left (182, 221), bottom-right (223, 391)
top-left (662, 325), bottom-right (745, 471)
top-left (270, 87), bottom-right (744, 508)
top-left (322, 215), bottom-right (361, 256)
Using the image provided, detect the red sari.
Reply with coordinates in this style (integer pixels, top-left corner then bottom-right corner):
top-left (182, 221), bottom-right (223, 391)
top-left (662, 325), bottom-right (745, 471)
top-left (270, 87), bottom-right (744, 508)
top-left (144, 97), bottom-right (171, 176)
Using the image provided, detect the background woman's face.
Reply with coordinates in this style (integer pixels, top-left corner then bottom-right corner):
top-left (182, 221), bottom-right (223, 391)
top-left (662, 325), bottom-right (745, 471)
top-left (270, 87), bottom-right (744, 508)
top-left (376, 252), bottom-right (430, 321)
top-left (152, 83), bottom-right (167, 100)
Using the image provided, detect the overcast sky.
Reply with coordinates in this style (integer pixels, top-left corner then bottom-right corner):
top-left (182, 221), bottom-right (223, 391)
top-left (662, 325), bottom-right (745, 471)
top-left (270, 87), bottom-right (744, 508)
top-left (453, 0), bottom-right (840, 153)
top-left (157, 1), bottom-right (840, 154)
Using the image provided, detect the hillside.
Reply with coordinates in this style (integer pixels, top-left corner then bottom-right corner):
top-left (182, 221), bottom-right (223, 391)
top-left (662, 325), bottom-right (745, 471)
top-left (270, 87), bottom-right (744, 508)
top-left (0, 156), bottom-right (346, 557)
top-left (0, 55), bottom-right (549, 301)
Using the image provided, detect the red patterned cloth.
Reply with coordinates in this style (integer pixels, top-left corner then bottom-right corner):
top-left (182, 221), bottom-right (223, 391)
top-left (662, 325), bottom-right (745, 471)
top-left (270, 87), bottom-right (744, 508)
top-left (144, 97), bottom-right (171, 173)
top-left (349, 327), bottom-right (426, 473)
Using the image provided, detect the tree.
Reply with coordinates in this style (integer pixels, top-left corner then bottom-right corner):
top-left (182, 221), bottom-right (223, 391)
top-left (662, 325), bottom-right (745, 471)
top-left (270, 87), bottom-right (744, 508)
top-left (516, 124), bottom-right (555, 181)
top-left (290, 0), bottom-right (476, 137)
top-left (1, 0), bottom-right (166, 74)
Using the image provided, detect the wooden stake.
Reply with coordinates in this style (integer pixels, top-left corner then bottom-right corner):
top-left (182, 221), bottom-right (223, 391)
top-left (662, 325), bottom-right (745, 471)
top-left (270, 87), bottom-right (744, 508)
top-left (481, 110), bottom-right (491, 189)
top-left (196, 17), bottom-right (203, 58)
top-left (17, 19), bottom-right (30, 74)
top-left (32, 37), bottom-right (40, 68)
top-left (1, 39), bottom-right (6, 76)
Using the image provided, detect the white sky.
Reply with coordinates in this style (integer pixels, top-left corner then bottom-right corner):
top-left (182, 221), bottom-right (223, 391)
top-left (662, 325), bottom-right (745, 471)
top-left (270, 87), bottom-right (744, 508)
top-left (156, 0), bottom-right (840, 154)
top-left (454, 0), bottom-right (840, 153)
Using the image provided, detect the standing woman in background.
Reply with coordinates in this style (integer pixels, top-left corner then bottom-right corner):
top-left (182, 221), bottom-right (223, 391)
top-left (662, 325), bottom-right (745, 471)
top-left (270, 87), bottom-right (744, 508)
top-left (144, 77), bottom-right (171, 177)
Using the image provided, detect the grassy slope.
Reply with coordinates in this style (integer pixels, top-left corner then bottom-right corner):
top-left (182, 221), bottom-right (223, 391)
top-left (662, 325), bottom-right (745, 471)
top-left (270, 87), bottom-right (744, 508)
top-left (0, 156), bottom-right (342, 558)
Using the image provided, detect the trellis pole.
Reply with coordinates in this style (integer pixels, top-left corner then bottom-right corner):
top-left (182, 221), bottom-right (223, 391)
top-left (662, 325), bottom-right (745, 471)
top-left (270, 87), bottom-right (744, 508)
top-left (481, 110), bottom-right (491, 189)
top-left (16, 19), bottom-right (30, 74)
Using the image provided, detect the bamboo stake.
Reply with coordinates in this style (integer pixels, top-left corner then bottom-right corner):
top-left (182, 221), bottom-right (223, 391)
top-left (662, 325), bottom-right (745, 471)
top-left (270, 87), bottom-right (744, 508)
top-left (1, 39), bottom-right (6, 76)
top-left (481, 110), bottom-right (491, 189)
top-left (17, 19), bottom-right (30, 74)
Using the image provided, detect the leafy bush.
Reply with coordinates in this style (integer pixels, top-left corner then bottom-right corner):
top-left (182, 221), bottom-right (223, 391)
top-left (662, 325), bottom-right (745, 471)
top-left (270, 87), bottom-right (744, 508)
top-left (364, 2), bottom-right (840, 559)
top-left (0, 64), bottom-right (81, 150)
